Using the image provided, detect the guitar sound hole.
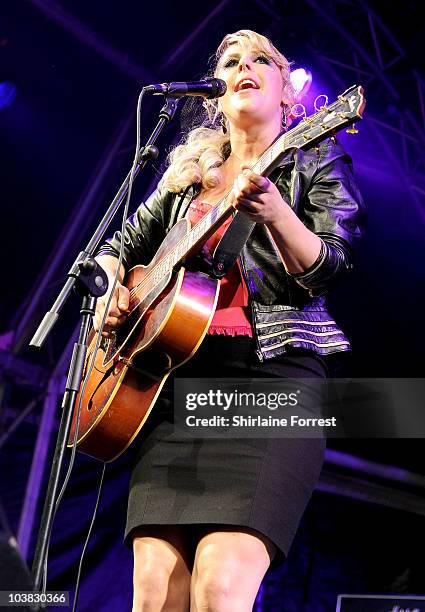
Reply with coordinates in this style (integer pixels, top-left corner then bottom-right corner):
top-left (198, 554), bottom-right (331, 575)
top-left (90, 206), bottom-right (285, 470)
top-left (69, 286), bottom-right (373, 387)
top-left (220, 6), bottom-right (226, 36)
top-left (86, 365), bottom-right (115, 411)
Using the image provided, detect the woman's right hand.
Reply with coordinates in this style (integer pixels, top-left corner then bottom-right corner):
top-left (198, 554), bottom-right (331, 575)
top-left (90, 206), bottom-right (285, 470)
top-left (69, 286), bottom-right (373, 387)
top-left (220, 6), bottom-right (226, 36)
top-left (93, 279), bottom-right (130, 338)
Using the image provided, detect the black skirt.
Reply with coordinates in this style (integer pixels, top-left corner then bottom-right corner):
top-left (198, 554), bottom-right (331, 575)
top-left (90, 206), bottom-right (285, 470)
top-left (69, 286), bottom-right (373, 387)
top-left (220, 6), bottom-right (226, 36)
top-left (124, 335), bottom-right (326, 566)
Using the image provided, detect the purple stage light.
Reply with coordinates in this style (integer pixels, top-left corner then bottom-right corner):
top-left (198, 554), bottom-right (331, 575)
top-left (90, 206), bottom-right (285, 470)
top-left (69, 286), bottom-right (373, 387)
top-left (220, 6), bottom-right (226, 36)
top-left (290, 68), bottom-right (312, 101)
top-left (0, 81), bottom-right (17, 110)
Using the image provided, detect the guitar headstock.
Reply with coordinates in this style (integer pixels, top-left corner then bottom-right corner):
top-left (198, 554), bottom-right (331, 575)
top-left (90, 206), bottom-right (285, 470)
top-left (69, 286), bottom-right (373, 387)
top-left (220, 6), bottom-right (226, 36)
top-left (286, 85), bottom-right (366, 150)
top-left (256, 86), bottom-right (366, 175)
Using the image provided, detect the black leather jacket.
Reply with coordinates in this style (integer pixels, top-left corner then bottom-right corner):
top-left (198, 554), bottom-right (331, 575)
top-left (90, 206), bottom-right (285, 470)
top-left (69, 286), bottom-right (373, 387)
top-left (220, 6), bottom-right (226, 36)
top-left (99, 138), bottom-right (365, 362)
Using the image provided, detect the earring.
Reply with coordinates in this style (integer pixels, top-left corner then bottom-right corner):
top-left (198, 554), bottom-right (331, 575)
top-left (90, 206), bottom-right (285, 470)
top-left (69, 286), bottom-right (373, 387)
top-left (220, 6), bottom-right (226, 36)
top-left (220, 114), bottom-right (228, 134)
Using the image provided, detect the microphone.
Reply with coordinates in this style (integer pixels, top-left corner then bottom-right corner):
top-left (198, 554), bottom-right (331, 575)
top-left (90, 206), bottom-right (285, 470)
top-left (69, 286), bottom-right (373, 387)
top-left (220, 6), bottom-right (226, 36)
top-left (144, 78), bottom-right (226, 99)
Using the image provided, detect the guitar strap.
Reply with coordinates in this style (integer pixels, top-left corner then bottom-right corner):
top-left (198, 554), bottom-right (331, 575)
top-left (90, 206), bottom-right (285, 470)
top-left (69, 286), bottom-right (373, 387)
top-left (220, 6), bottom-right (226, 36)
top-left (209, 136), bottom-right (292, 278)
top-left (209, 152), bottom-right (290, 279)
top-left (211, 211), bottom-right (256, 278)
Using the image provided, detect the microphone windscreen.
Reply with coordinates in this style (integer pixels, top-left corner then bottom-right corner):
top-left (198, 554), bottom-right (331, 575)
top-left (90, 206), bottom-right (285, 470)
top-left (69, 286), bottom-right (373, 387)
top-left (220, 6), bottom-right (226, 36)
top-left (209, 78), bottom-right (227, 99)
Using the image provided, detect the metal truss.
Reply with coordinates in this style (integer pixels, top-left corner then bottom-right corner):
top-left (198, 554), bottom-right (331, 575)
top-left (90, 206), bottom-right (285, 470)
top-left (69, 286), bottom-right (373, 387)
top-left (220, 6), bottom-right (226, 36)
top-left (302, 0), bottom-right (425, 222)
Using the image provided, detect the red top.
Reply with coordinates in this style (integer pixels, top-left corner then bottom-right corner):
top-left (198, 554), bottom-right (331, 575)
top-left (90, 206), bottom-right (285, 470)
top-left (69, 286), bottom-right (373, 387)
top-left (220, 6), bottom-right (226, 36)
top-left (188, 200), bottom-right (253, 337)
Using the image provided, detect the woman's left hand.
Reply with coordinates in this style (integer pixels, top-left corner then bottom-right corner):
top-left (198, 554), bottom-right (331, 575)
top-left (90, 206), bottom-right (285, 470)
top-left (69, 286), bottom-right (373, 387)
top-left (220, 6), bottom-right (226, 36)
top-left (231, 167), bottom-right (289, 225)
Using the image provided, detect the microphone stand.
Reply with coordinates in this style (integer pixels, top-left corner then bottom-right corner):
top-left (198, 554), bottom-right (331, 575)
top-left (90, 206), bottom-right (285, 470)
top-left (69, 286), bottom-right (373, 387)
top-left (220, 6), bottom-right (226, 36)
top-left (29, 95), bottom-right (180, 595)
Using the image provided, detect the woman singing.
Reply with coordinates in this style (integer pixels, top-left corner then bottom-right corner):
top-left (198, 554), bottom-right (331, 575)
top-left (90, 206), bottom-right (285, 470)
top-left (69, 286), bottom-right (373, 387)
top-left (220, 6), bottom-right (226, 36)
top-left (95, 29), bottom-right (364, 612)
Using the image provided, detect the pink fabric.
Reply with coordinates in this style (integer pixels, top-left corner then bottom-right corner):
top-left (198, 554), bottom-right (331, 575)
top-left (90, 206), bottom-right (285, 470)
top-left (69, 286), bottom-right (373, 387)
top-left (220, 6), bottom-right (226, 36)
top-left (188, 200), bottom-right (253, 337)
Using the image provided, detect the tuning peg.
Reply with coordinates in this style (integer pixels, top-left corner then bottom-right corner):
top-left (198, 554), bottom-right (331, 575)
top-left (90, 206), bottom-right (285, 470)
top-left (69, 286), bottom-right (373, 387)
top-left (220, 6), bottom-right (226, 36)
top-left (346, 124), bottom-right (359, 134)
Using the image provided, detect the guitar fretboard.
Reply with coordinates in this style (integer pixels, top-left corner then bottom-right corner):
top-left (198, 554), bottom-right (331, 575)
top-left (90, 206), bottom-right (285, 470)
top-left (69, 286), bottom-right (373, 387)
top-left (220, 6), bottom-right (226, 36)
top-left (134, 85), bottom-right (365, 296)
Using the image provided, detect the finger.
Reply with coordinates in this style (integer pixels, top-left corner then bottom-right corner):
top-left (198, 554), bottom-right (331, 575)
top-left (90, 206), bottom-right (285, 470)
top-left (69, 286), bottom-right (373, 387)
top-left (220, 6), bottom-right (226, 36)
top-left (235, 196), bottom-right (261, 208)
top-left (95, 301), bottom-right (110, 325)
top-left (104, 315), bottom-right (123, 328)
top-left (236, 173), bottom-right (256, 196)
top-left (233, 177), bottom-right (259, 203)
top-left (101, 330), bottom-right (115, 339)
top-left (234, 200), bottom-right (263, 215)
top-left (103, 314), bottom-right (127, 329)
top-left (101, 283), bottom-right (128, 318)
top-left (117, 285), bottom-right (130, 311)
top-left (108, 289), bottom-right (128, 317)
top-left (241, 168), bottom-right (271, 193)
top-left (234, 191), bottom-right (263, 205)
top-left (116, 313), bottom-right (128, 325)
top-left (107, 296), bottom-right (121, 318)
top-left (101, 324), bottom-right (118, 339)
top-left (93, 312), bottom-right (100, 332)
top-left (237, 172), bottom-right (266, 197)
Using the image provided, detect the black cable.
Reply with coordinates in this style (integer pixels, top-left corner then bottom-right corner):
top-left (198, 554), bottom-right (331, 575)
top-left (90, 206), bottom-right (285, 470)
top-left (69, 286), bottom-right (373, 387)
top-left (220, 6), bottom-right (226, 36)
top-left (71, 464), bottom-right (106, 612)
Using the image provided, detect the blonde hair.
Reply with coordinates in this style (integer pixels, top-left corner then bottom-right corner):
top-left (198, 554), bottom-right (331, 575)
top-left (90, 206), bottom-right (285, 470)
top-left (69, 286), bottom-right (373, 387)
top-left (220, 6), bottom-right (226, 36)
top-left (163, 29), bottom-right (295, 193)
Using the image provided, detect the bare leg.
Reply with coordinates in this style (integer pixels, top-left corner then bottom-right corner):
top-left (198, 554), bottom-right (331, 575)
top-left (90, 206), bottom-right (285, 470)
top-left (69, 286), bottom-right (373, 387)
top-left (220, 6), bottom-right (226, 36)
top-left (132, 526), bottom-right (192, 612)
top-left (190, 526), bottom-right (276, 611)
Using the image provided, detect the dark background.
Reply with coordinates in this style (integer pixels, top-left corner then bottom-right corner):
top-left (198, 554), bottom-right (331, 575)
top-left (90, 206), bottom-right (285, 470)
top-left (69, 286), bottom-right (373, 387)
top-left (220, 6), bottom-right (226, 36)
top-left (1, 1), bottom-right (425, 610)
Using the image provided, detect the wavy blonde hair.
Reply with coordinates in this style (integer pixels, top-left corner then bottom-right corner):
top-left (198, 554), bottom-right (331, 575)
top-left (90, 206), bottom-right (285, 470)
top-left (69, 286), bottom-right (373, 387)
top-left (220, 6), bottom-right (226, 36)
top-left (162, 29), bottom-right (295, 193)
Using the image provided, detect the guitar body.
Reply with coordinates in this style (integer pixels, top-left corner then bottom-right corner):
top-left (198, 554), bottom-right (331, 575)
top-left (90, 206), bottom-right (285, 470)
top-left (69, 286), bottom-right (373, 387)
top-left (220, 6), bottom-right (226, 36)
top-left (68, 220), bottom-right (220, 462)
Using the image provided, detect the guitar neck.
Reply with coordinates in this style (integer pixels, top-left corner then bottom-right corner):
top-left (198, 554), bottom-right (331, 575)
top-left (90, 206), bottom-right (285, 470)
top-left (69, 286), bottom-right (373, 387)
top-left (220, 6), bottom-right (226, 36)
top-left (166, 85), bottom-right (365, 270)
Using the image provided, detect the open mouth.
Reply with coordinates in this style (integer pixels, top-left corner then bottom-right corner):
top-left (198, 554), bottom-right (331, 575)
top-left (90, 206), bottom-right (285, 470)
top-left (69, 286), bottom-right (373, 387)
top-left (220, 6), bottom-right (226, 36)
top-left (234, 78), bottom-right (260, 92)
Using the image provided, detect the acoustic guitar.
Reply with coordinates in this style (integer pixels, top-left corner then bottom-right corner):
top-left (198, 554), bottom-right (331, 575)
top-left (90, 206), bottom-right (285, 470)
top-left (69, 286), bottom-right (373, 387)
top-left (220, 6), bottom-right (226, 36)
top-left (68, 85), bottom-right (366, 461)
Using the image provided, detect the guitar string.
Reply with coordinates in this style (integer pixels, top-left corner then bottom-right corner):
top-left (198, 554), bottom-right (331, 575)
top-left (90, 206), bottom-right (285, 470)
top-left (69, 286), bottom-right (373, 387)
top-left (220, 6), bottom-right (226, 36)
top-left (124, 94), bottom-right (356, 309)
